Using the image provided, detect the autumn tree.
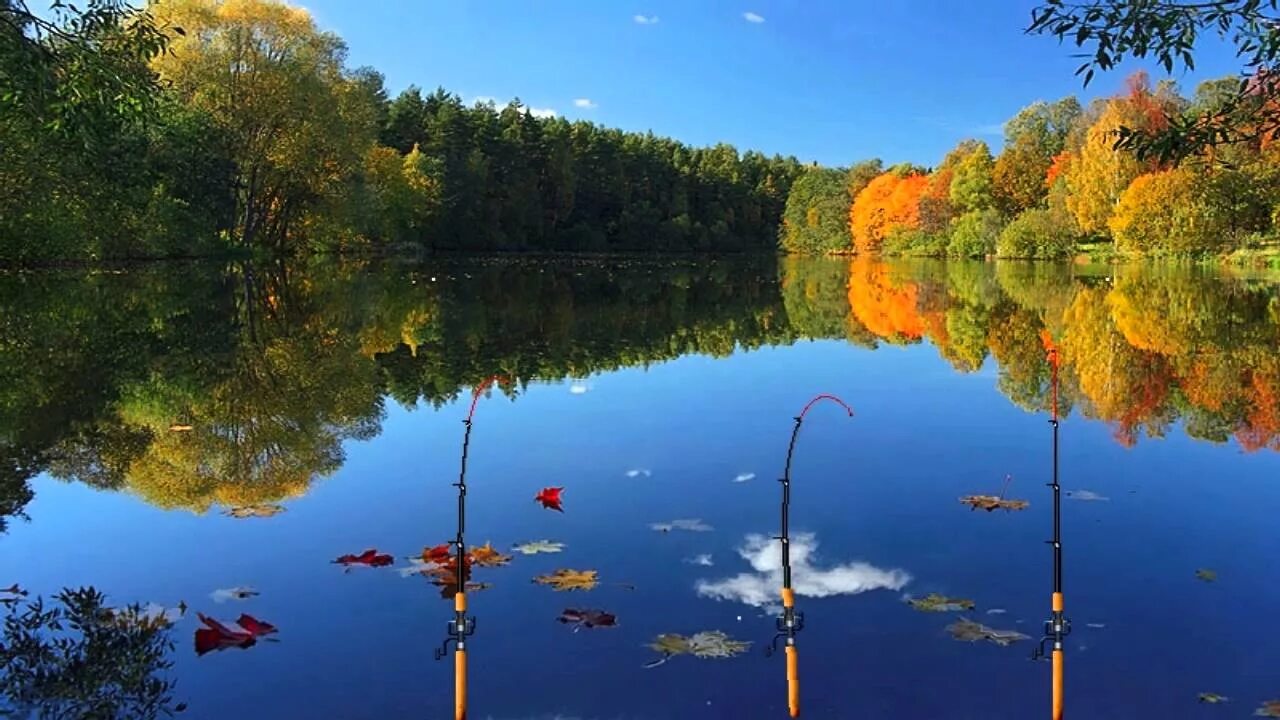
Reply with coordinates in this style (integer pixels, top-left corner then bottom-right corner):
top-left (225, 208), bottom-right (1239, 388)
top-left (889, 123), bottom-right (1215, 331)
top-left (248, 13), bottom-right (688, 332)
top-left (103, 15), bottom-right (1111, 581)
top-left (150, 0), bottom-right (381, 250)
top-left (846, 159), bottom-right (885, 200)
top-left (992, 98), bottom-right (1082, 215)
top-left (849, 170), bottom-right (928, 253)
top-left (1063, 74), bottom-right (1178, 237)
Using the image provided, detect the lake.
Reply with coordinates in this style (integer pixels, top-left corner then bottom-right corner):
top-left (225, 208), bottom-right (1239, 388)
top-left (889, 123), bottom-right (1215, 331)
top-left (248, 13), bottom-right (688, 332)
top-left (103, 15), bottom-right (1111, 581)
top-left (2, 256), bottom-right (1279, 719)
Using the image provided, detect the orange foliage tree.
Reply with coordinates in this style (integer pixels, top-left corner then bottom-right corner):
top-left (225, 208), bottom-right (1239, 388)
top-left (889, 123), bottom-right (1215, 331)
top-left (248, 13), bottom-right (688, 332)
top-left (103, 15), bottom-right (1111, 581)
top-left (849, 171), bottom-right (928, 253)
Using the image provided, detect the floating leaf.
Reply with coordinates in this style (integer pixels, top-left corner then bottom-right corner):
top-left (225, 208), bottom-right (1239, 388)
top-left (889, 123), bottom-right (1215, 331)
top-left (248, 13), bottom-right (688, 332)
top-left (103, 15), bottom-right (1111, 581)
top-left (533, 569), bottom-right (599, 592)
top-left (907, 593), bottom-right (975, 613)
top-left (650, 518), bottom-right (713, 533)
top-left (1066, 490), bottom-right (1109, 501)
top-left (397, 558), bottom-right (439, 577)
top-left (332, 548), bottom-right (394, 568)
top-left (513, 540), bottom-right (565, 555)
top-left (643, 630), bottom-right (750, 668)
top-left (1195, 568), bottom-right (1217, 582)
top-left (415, 556), bottom-right (491, 599)
top-left (959, 495), bottom-right (1029, 512)
top-left (687, 631), bottom-right (752, 658)
top-left (535, 486), bottom-right (564, 512)
top-left (648, 633), bottom-right (691, 655)
top-left (946, 618), bottom-right (1030, 646)
top-left (1255, 699), bottom-right (1280, 717)
top-left (557, 608), bottom-right (617, 632)
top-left (468, 541), bottom-right (512, 568)
top-left (234, 614), bottom-right (276, 636)
top-left (168, 424), bottom-right (194, 432)
top-left (210, 586), bottom-right (259, 603)
top-left (1198, 692), bottom-right (1228, 704)
top-left (421, 543), bottom-right (452, 564)
top-left (224, 504), bottom-right (285, 519)
top-left (194, 612), bottom-right (275, 656)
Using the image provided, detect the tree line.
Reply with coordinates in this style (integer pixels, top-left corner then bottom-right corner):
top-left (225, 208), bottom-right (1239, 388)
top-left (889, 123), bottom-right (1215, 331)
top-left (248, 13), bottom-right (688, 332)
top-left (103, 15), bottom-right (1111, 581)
top-left (780, 72), bottom-right (1280, 260)
top-left (7, 0), bottom-right (1280, 264)
top-left (1, 0), bottom-right (805, 263)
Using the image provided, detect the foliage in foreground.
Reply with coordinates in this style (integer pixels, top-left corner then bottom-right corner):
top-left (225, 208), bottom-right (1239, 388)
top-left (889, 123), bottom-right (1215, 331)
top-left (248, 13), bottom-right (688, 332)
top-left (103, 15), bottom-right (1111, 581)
top-left (0, 587), bottom-right (179, 719)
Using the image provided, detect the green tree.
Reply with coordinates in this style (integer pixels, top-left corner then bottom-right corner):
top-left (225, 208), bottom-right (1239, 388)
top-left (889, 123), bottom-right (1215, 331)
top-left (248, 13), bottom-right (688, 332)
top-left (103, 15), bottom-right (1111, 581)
top-left (949, 141), bottom-right (996, 212)
top-left (779, 167), bottom-right (854, 254)
top-left (992, 97), bottom-right (1082, 214)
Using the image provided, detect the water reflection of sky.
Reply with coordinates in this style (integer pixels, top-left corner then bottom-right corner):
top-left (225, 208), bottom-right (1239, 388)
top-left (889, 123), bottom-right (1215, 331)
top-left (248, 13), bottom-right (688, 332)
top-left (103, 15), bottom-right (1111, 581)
top-left (6, 332), bottom-right (1280, 718)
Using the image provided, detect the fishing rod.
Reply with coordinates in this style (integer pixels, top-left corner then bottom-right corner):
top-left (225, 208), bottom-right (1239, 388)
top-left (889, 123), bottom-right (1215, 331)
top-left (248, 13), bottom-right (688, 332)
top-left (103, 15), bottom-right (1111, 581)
top-left (1032, 337), bottom-right (1070, 720)
top-left (765, 393), bottom-right (854, 718)
top-left (435, 376), bottom-right (502, 720)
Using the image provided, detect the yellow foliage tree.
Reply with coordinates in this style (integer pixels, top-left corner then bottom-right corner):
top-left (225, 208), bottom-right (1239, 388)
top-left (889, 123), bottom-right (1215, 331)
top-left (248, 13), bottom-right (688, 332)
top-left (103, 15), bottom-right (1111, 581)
top-left (1064, 101), bottom-right (1145, 236)
top-left (150, 0), bottom-right (380, 248)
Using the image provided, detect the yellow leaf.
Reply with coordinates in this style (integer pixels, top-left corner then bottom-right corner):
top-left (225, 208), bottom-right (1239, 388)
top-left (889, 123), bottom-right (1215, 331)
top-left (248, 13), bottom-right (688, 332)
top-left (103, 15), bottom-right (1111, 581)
top-left (532, 569), bottom-right (598, 592)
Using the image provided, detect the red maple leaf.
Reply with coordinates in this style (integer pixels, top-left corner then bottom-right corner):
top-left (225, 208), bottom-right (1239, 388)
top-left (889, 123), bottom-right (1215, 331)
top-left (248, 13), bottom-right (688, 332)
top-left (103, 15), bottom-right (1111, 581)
top-left (535, 486), bottom-right (564, 512)
top-left (235, 614), bottom-right (277, 637)
top-left (332, 548), bottom-right (394, 567)
top-left (194, 613), bottom-right (256, 656)
top-left (422, 543), bottom-right (452, 564)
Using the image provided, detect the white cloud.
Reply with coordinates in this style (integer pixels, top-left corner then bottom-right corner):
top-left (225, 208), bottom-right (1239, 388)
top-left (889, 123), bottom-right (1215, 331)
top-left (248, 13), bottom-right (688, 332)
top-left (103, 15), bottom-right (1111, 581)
top-left (733, 472), bottom-right (755, 483)
top-left (569, 381), bottom-right (590, 394)
top-left (633, 14), bottom-right (659, 24)
top-left (573, 98), bottom-right (598, 109)
top-left (529, 107), bottom-right (558, 118)
top-left (696, 533), bottom-right (910, 607)
top-left (684, 554), bottom-right (714, 567)
top-left (743, 11), bottom-right (765, 23)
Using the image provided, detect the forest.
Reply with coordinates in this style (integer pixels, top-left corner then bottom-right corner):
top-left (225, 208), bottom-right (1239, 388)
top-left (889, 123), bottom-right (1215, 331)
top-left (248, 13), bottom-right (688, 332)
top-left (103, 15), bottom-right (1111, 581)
top-left (3, 256), bottom-right (1278, 530)
top-left (6, 0), bottom-right (1280, 263)
top-left (780, 75), bottom-right (1280, 261)
top-left (1, 0), bottom-right (804, 262)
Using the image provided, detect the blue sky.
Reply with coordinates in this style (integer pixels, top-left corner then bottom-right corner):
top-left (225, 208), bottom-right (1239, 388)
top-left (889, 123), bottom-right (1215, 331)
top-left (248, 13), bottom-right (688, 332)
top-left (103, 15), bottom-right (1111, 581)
top-left (302, 0), bottom-right (1244, 167)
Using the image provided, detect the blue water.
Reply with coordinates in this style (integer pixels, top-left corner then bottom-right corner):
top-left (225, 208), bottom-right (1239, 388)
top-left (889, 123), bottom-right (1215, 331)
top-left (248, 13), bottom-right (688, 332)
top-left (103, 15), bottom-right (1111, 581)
top-left (3, 258), bottom-right (1279, 718)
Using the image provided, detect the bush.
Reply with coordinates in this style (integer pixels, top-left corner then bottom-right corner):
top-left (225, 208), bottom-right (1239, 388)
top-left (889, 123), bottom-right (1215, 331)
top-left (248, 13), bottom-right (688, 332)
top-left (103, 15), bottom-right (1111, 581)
top-left (1109, 167), bottom-right (1269, 255)
top-left (948, 208), bottom-right (1005, 258)
top-left (997, 208), bottom-right (1077, 259)
top-left (882, 227), bottom-right (948, 257)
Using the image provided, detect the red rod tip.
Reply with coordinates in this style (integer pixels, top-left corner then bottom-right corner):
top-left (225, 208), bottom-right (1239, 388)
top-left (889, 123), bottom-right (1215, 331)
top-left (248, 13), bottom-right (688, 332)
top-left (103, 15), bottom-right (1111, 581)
top-left (796, 393), bottom-right (854, 421)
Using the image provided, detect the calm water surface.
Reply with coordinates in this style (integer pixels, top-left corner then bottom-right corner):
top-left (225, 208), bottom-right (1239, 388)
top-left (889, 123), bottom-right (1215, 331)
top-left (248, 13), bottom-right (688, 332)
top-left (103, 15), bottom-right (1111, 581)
top-left (2, 256), bottom-right (1279, 719)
